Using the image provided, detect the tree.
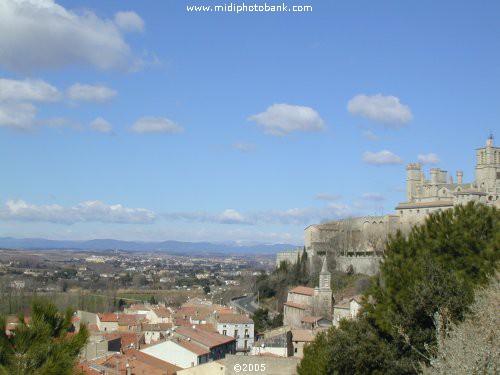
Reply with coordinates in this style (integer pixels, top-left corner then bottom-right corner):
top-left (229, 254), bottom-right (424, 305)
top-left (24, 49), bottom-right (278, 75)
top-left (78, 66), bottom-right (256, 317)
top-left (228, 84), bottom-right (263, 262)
top-left (0, 300), bottom-right (89, 375)
top-left (296, 331), bottom-right (329, 375)
top-left (300, 203), bottom-right (499, 374)
top-left (366, 202), bottom-right (499, 366)
top-left (423, 273), bottom-right (499, 374)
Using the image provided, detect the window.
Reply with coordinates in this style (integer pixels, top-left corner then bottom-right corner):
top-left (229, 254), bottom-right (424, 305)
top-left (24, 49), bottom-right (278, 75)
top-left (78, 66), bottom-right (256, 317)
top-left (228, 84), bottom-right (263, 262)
top-left (234, 329), bottom-right (239, 338)
top-left (223, 330), bottom-right (227, 335)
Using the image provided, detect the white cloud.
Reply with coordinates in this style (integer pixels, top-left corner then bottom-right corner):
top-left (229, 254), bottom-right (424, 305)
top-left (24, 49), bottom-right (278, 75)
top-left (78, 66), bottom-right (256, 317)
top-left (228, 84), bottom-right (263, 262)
top-left (0, 200), bottom-right (156, 224)
top-left (0, 102), bottom-right (37, 130)
top-left (0, 0), bottom-right (137, 72)
top-left (165, 204), bottom-right (354, 226)
top-left (0, 78), bottom-right (60, 102)
top-left (131, 117), bottom-right (184, 134)
top-left (114, 11), bottom-right (144, 32)
top-left (417, 153), bottom-right (440, 165)
top-left (248, 103), bottom-right (326, 136)
top-left (361, 192), bottom-right (385, 201)
top-left (67, 83), bottom-right (117, 103)
top-left (232, 142), bottom-right (256, 152)
top-left (90, 117), bottom-right (113, 133)
top-left (218, 209), bottom-right (251, 224)
top-left (363, 150), bottom-right (403, 166)
top-left (362, 129), bottom-right (379, 141)
top-left (348, 94), bottom-right (413, 127)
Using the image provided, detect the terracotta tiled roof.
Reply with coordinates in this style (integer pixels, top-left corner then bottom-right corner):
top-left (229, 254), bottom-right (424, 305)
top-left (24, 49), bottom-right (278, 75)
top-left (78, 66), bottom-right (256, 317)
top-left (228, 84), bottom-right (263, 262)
top-left (152, 307), bottom-right (171, 318)
top-left (289, 286), bottom-right (315, 296)
top-left (97, 313), bottom-right (119, 322)
top-left (284, 301), bottom-right (308, 310)
top-left (100, 349), bottom-right (180, 375)
top-left (216, 314), bottom-right (253, 324)
top-left (175, 306), bottom-right (212, 320)
top-left (291, 329), bottom-right (315, 342)
top-left (142, 322), bottom-right (173, 331)
top-left (75, 363), bottom-right (102, 375)
top-left (195, 323), bottom-right (217, 332)
top-left (177, 339), bottom-right (211, 356)
top-left (176, 326), bottom-right (235, 348)
top-left (118, 314), bottom-right (141, 325)
top-left (301, 316), bottom-right (323, 324)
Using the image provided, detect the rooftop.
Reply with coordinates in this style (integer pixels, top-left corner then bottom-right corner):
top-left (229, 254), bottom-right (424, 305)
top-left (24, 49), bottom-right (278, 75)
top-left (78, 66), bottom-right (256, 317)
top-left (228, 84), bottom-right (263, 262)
top-left (289, 286), bottom-right (314, 296)
top-left (284, 301), bottom-right (308, 310)
top-left (176, 326), bottom-right (235, 348)
top-left (216, 314), bottom-right (253, 324)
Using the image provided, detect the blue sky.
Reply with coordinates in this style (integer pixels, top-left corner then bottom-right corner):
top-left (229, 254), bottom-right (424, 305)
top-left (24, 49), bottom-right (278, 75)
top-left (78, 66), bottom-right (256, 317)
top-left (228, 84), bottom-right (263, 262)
top-left (0, 0), bottom-right (499, 244)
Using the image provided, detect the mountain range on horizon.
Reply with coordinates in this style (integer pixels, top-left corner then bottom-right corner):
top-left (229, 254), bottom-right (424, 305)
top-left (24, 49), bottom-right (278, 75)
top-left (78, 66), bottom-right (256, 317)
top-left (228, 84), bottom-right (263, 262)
top-left (0, 237), bottom-right (300, 255)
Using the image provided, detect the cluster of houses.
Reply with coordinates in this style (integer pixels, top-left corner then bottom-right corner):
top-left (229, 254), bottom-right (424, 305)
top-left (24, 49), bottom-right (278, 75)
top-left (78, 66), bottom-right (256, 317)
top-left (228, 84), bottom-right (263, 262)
top-left (72, 299), bottom-right (256, 374)
top-left (70, 283), bottom-right (364, 374)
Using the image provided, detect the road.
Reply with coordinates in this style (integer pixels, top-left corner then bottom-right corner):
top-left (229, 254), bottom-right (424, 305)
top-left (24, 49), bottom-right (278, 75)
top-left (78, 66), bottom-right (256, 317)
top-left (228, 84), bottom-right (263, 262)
top-left (231, 293), bottom-right (259, 315)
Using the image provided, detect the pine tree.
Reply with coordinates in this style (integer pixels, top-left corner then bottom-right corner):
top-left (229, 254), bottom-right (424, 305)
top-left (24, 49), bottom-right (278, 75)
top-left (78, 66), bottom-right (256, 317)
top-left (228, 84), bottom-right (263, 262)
top-left (0, 300), bottom-right (88, 375)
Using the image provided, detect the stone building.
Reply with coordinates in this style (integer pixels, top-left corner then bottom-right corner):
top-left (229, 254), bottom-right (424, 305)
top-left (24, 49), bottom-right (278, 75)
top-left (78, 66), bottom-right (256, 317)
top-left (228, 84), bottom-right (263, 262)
top-left (277, 136), bottom-right (500, 274)
top-left (283, 257), bottom-right (333, 328)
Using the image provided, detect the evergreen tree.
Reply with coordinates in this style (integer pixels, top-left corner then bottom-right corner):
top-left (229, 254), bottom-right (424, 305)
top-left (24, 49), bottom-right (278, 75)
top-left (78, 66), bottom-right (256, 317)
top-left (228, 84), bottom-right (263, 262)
top-left (0, 300), bottom-right (88, 375)
top-left (299, 202), bottom-right (499, 374)
top-left (366, 202), bottom-right (499, 364)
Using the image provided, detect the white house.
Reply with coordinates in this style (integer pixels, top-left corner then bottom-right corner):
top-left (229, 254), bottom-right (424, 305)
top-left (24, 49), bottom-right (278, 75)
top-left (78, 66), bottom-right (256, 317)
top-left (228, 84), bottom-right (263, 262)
top-left (96, 313), bottom-right (119, 332)
top-left (215, 314), bottom-right (254, 352)
top-left (146, 307), bottom-right (172, 324)
top-left (141, 339), bottom-right (209, 369)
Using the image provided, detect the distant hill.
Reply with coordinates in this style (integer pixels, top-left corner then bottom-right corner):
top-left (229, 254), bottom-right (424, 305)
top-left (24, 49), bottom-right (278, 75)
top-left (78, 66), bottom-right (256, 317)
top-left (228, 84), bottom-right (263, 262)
top-left (0, 237), bottom-right (300, 254)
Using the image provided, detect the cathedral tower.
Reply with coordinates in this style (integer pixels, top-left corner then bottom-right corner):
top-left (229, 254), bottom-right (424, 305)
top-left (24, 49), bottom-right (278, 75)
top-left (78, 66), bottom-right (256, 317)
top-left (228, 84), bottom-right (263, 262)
top-left (313, 257), bottom-right (332, 318)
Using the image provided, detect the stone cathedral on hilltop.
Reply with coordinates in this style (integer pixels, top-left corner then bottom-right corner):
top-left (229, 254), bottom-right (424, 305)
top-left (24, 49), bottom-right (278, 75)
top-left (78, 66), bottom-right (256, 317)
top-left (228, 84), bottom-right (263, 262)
top-left (277, 135), bottom-right (500, 275)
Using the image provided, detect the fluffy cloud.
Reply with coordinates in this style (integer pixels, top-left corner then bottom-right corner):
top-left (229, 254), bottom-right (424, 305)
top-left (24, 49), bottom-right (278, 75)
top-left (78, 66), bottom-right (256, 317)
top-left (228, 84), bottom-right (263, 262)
top-left (361, 192), bottom-right (385, 201)
top-left (114, 11), bottom-right (144, 32)
top-left (0, 78), bottom-right (60, 102)
top-left (363, 150), bottom-right (403, 165)
top-left (67, 83), bottom-right (117, 103)
top-left (131, 117), bottom-right (184, 134)
top-left (90, 117), bottom-right (113, 133)
top-left (348, 94), bottom-right (413, 127)
top-left (0, 200), bottom-right (156, 224)
top-left (0, 102), bottom-right (37, 130)
top-left (0, 78), bottom-right (62, 130)
top-left (0, 0), bottom-right (141, 72)
top-left (248, 103), bottom-right (326, 136)
top-left (417, 153), bottom-right (440, 165)
top-left (164, 204), bottom-right (354, 226)
top-left (218, 209), bottom-right (251, 224)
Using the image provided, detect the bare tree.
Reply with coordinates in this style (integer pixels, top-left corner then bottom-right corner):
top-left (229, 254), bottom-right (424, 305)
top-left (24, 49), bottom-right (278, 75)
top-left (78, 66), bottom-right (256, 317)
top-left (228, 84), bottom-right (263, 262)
top-left (423, 273), bottom-right (499, 375)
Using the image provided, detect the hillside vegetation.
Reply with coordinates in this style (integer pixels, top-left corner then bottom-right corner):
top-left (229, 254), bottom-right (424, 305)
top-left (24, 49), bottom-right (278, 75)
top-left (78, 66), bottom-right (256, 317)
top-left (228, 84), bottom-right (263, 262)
top-left (298, 202), bottom-right (499, 374)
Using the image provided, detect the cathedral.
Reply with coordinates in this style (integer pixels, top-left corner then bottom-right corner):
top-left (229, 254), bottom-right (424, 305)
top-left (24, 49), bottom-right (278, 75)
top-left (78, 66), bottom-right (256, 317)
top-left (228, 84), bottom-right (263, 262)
top-left (277, 136), bottom-right (500, 273)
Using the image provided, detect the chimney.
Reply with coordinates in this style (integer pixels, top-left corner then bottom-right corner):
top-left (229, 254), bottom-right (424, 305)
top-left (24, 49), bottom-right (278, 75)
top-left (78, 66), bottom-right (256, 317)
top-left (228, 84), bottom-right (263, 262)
top-left (457, 170), bottom-right (463, 184)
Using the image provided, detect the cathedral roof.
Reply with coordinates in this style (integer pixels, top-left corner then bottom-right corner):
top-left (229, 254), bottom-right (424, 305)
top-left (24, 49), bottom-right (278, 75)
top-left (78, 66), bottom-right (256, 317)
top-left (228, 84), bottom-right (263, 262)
top-left (395, 200), bottom-right (454, 210)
